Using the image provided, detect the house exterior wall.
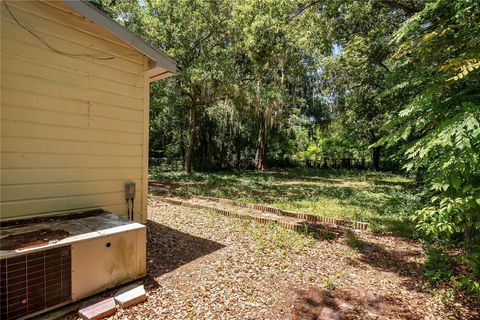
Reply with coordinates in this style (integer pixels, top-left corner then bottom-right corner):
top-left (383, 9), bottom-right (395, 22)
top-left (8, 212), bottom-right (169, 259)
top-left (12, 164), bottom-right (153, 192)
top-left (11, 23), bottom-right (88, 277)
top-left (0, 1), bottom-right (150, 222)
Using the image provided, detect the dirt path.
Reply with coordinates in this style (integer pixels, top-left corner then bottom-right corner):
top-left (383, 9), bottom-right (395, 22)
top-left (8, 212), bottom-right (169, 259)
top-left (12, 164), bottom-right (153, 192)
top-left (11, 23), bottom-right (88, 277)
top-left (113, 199), bottom-right (478, 319)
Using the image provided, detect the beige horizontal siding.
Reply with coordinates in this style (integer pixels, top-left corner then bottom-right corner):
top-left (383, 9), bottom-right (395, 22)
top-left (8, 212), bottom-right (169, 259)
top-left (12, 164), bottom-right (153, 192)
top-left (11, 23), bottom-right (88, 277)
top-left (34, 1), bottom-right (142, 51)
top-left (1, 7), bottom-right (145, 68)
top-left (1, 89), bottom-right (145, 122)
top-left (1, 180), bottom-right (142, 202)
top-left (2, 105), bottom-right (144, 133)
top-left (1, 1), bottom-right (149, 221)
top-left (1, 121), bottom-right (143, 145)
top-left (1, 167), bottom-right (143, 185)
top-left (3, 54), bottom-right (145, 99)
top-left (2, 137), bottom-right (143, 157)
top-left (13, 0), bottom-right (145, 62)
top-left (2, 37), bottom-right (145, 84)
top-left (1, 153), bottom-right (142, 169)
top-left (3, 73), bottom-right (143, 110)
top-left (0, 195), bottom-right (142, 220)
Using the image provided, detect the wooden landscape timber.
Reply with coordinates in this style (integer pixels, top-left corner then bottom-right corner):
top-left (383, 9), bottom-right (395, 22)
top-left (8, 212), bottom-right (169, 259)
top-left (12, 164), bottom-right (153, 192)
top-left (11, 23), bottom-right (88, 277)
top-left (157, 195), bottom-right (369, 240)
top-left (194, 195), bottom-right (369, 231)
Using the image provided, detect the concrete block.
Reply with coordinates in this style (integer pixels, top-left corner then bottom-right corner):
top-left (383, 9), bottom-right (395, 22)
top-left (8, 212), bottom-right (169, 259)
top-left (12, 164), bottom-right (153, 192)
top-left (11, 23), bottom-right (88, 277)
top-left (78, 297), bottom-right (116, 320)
top-left (114, 284), bottom-right (147, 309)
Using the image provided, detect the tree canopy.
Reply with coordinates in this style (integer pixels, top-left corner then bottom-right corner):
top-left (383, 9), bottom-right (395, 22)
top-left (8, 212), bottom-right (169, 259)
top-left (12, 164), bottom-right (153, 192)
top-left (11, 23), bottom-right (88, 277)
top-left (95, 0), bottom-right (480, 297)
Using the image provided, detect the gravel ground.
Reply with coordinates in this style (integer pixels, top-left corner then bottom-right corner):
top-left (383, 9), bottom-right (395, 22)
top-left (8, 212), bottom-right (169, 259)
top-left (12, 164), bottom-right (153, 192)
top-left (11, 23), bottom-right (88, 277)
top-left (110, 198), bottom-right (478, 320)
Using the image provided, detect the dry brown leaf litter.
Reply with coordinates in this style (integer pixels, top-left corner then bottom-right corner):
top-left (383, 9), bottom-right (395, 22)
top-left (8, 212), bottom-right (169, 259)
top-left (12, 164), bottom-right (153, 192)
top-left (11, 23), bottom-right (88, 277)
top-left (75, 199), bottom-right (480, 319)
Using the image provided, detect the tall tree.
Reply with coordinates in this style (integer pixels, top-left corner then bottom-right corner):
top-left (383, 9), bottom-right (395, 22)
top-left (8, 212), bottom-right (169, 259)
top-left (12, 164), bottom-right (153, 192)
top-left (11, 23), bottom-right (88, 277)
top-left (142, 0), bottom-right (235, 173)
top-left (291, 0), bottom-right (410, 170)
top-left (231, 0), bottom-right (311, 170)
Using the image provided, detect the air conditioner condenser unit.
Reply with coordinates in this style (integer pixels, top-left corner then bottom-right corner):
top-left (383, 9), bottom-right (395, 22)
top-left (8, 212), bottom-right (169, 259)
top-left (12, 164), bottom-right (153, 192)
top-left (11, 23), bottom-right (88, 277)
top-left (0, 212), bottom-right (146, 320)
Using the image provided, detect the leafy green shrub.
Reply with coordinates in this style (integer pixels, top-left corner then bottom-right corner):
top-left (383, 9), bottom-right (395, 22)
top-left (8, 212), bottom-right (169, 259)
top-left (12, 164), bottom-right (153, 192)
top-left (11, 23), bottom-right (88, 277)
top-left (423, 246), bottom-right (454, 285)
top-left (297, 145), bottom-right (321, 163)
top-left (378, 0), bottom-right (480, 298)
top-left (458, 253), bottom-right (480, 298)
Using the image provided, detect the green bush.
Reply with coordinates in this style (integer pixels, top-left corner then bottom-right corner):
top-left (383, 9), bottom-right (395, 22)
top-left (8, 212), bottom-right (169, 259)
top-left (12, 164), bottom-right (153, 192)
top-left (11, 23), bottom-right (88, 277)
top-left (423, 246), bottom-right (454, 285)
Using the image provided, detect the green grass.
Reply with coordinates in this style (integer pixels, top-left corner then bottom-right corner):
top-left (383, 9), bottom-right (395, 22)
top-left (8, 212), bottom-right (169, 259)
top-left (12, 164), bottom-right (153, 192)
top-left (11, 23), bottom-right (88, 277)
top-left (149, 167), bottom-right (424, 237)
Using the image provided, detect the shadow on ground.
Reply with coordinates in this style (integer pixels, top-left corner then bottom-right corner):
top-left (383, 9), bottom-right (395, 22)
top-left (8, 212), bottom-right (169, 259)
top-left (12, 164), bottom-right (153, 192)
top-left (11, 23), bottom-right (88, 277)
top-left (356, 240), bottom-right (421, 275)
top-left (145, 220), bottom-right (225, 287)
top-left (288, 286), bottom-right (417, 320)
top-left (347, 238), bottom-right (424, 293)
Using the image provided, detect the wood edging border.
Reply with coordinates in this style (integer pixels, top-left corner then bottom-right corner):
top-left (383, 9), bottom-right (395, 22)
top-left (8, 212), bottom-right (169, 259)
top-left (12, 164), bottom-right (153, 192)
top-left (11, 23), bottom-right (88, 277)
top-left (156, 197), bottom-right (340, 238)
top-left (193, 196), bottom-right (369, 231)
top-left (148, 180), bottom-right (367, 231)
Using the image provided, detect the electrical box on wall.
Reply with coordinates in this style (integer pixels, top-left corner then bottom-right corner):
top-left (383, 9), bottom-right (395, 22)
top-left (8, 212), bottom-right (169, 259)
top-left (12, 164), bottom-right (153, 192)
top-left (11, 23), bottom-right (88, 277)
top-left (125, 182), bottom-right (136, 221)
top-left (125, 182), bottom-right (136, 200)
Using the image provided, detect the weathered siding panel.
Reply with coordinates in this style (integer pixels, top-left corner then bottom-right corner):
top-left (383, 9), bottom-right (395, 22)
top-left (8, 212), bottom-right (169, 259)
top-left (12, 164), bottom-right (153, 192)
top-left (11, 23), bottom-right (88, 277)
top-left (1, 1), bottom-right (149, 221)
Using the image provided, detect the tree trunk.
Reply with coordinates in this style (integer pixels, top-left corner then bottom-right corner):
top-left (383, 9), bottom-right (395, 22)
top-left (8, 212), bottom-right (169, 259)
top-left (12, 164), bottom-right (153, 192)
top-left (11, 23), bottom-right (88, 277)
top-left (235, 136), bottom-right (242, 169)
top-left (184, 104), bottom-right (197, 174)
top-left (254, 78), bottom-right (268, 171)
top-left (219, 139), bottom-right (225, 169)
top-left (464, 215), bottom-right (479, 255)
top-left (255, 117), bottom-right (267, 171)
top-left (369, 130), bottom-right (381, 171)
top-left (179, 127), bottom-right (185, 162)
top-left (371, 146), bottom-right (381, 171)
top-left (207, 131), bottom-right (214, 170)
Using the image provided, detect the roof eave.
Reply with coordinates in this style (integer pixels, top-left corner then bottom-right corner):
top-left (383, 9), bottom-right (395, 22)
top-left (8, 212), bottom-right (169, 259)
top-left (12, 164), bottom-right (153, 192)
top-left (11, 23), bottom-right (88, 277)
top-left (62, 0), bottom-right (176, 79)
